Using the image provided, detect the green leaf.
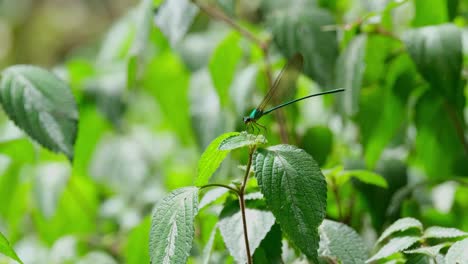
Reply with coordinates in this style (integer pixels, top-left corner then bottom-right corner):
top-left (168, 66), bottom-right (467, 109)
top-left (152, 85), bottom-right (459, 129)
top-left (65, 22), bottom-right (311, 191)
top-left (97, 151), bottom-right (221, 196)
top-left (209, 32), bottom-right (243, 107)
top-left (0, 65), bottom-right (79, 160)
top-left (0, 232), bottom-right (23, 263)
top-left (445, 238), bottom-right (468, 263)
top-left (252, 224), bottom-right (282, 264)
top-left (218, 132), bottom-right (266, 151)
top-left (406, 254), bottom-right (432, 264)
top-left (154, 0), bottom-right (199, 46)
top-left (412, 0), bottom-right (448, 27)
top-left (404, 244), bottom-right (448, 257)
top-left (218, 206), bottom-right (275, 263)
top-left (338, 170), bottom-right (388, 188)
top-left (377, 218), bottom-right (423, 243)
top-left (126, 217), bottom-right (151, 264)
top-left (423, 226), bottom-right (468, 239)
top-left (254, 145), bottom-right (327, 261)
top-left (367, 236), bottom-right (420, 263)
top-left (335, 35), bottom-right (367, 116)
top-left (403, 24), bottom-right (463, 105)
top-left (318, 220), bottom-right (368, 264)
top-left (268, 7), bottom-right (338, 87)
top-left (196, 132), bottom-right (239, 186)
top-left (149, 187), bottom-right (199, 264)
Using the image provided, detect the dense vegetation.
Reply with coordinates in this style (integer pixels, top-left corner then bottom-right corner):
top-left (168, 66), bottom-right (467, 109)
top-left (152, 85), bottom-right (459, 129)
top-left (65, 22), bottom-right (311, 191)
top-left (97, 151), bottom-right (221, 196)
top-left (0, 0), bottom-right (467, 263)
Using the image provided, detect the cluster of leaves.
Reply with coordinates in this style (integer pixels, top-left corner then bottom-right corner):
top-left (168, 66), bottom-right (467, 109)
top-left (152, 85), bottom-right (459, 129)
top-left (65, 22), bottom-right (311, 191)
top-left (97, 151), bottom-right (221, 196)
top-left (368, 217), bottom-right (468, 263)
top-left (0, 0), bottom-right (467, 263)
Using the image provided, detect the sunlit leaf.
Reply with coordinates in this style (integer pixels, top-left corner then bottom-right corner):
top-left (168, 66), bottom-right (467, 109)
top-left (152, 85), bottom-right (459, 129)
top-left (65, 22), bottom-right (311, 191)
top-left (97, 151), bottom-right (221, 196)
top-left (367, 236), bottom-right (420, 263)
top-left (0, 232), bottom-right (23, 264)
top-left (404, 244), bottom-right (448, 257)
top-left (196, 132), bottom-right (239, 186)
top-left (219, 132), bottom-right (266, 151)
top-left (377, 217), bottom-right (423, 243)
top-left (126, 217), bottom-right (151, 264)
top-left (423, 226), bottom-right (468, 239)
top-left (254, 145), bottom-right (327, 261)
top-left (154, 0), bottom-right (199, 46)
top-left (0, 65), bottom-right (78, 160)
top-left (149, 187), bottom-right (199, 264)
top-left (319, 220), bottom-right (368, 264)
top-left (338, 170), bottom-right (388, 188)
top-left (445, 238), bottom-right (468, 263)
top-left (218, 204), bottom-right (275, 263)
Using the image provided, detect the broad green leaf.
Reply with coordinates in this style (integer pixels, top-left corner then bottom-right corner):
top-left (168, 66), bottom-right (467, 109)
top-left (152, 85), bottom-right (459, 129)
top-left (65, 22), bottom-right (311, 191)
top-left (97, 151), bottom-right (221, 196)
top-left (97, 11), bottom-right (137, 62)
top-left (318, 220), bottom-right (368, 264)
top-left (126, 217), bottom-right (151, 264)
top-left (377, 218), bottom-right (423, 243)
top-left (154, 0), bottom-right (198, 46)
top-left (254, 145), bottom-right (327, 261)
top-left (209, 32), bottom-right (243, 107)
top-left (218, 132), bottom-right (266, 151)
top-left (252, 224), bottom-right (282, 264)
top-left (367, 236), bottom-right (420, 263)
top-left (403, 24), bottom-right (463, 106)
top-left (34, 162), bottom-right (70, 218)
top-left (218, 205), bottom-right (275, 264)
top-left (404, 244), bottom-right (448, 257)
top-left (412, 0), bottom-right (448, 27)
top-left (268, 7), bottom-right (338, 87)
top-left (0, 232), bottom-right (23, 263)
top-left (0, 65), bottom-right (78, 160)
top-left (149, 187), bottom-right (199, 264)
top-left (335, 35), bottom-right (367, 116)
top-left (196, 132), bottom-right (239, 186)
top-left (423, 226), bottom-right (468, 239)
top-left (445, 238), bottom-right (468, 263)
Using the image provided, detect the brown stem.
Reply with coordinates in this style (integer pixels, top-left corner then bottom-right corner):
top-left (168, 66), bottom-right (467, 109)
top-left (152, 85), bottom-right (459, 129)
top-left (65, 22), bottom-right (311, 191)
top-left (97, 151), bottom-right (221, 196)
top-left (201, 183), bottom-right (240, 195)
top-left (443, 101), bottom-right (468, 156)
top-left (239, 147), bottom-right (256, 264)
top-left (192, 0), bottom-right (265, 48)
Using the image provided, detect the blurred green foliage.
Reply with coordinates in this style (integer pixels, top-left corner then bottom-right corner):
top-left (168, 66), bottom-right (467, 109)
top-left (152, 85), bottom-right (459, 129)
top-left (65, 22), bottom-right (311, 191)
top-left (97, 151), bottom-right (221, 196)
top-left (0, 0), bottom-right (467, 263)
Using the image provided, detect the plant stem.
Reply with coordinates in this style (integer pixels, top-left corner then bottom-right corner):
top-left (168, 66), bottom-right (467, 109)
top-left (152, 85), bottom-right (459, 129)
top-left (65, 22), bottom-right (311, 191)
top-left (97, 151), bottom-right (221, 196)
top-left (192, 0), bottom-right (266, 49)
top-left (239, 147), bottom-right (256, 264)
top-left (200, 183), bottom-right (240, 195)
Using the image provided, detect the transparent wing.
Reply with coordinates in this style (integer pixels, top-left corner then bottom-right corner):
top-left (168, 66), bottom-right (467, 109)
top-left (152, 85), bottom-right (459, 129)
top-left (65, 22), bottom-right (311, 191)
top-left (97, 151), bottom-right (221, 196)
top-left (258, 53), bottom-right (304, 111)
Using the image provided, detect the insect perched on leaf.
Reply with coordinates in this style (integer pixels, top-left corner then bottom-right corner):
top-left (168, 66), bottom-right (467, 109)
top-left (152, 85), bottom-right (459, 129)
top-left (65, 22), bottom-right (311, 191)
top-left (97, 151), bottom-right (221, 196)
top-left (243, 53), bottom-right (345, 131)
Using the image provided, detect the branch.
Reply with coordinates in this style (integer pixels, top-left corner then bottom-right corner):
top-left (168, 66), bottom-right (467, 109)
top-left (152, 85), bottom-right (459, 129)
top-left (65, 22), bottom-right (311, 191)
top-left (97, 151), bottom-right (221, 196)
top-left (239, 146), bottom-right (256, 264)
